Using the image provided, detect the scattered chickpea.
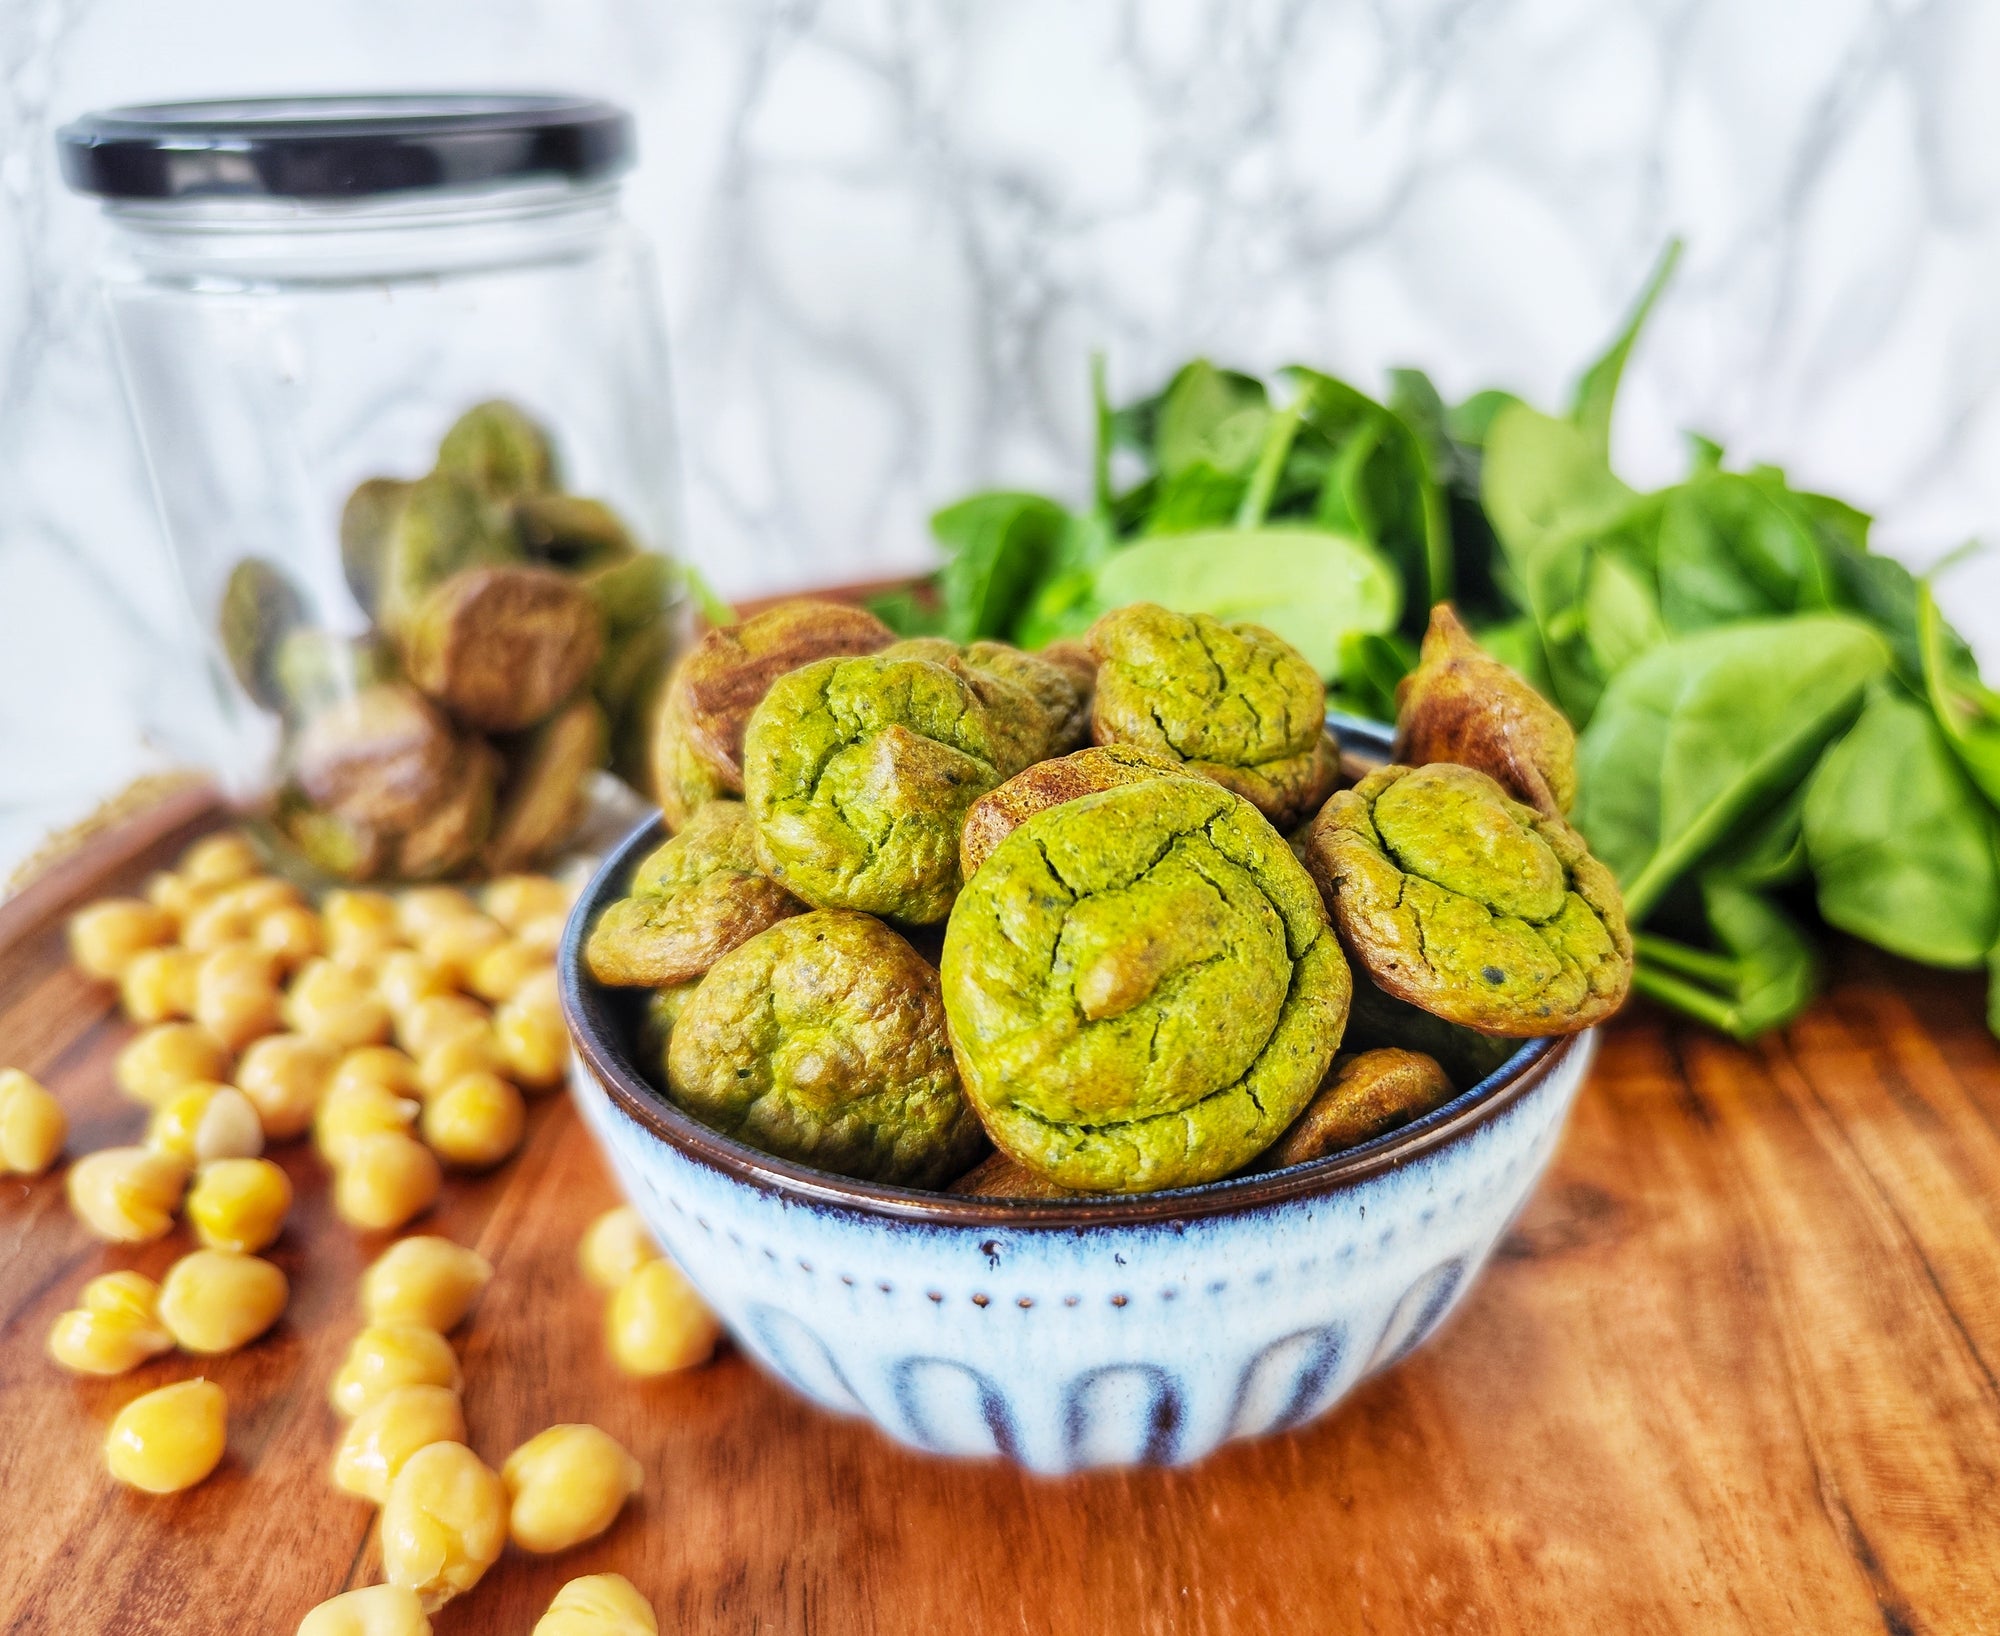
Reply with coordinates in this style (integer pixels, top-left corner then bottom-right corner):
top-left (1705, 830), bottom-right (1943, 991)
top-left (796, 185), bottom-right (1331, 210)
top-left (607, 1257), bottom-right (720, 1376)
top-left (115, 1022), bottom-right (231, 1107)
top-left (579, 1207), bottom-right (659, 1293)
top-left (467, 938), bottom-right (549, 1005)
top-left (47, 1270), bottom-right (173, 1376)
top-left (237, 1032), bottom-right (340, 1141)
top-left (104, 1378), bottom-right (228, 1494)
top-left (158, 1248), bottom-right (289, 1354)
top-left (513, 912), bottom-right (569, 959)
top-left (0, 1067), bottom-right (66, 1175)
top-left (324, 889), bottom-right (404, 969)
top-left (493, 995), bottom-right (569, 1092)
top-left (532, 1574), bottom-right (659, 1636)
top-left (414, 1025), bottom-right (505, 1099)
top-left (331, 1322), bottom-right (462, 1418)
top-left (397, 995), bottom-right (489, 1061)
top-left (67, 1146), bottom-right (188, 1242)
top-left (179, 830), bottom-right (263, 889)
top-left (68, 897), bottom-right (176, 980)
top-left (145, 869), bottom-right (215, 929)
top-left (146, 1082), bottom-right (264, 1165)
top-left (509, 967), bottom-right (563, 1024)
top-left (194, 941), bottom-right (286, 1051)
top-left (379, 1440), bottom-right (507, 1611)
top-left (332, 1134), bottom-right (441, 1232)
top-left (482, 874), bottom-right (572, 932)
top-left (361, 1237), bottom-right (492, 1332)
top-left (502, 1424), bottom-right (643, 1554)
top-left (416, 914), bottom-right (509, 992)
top-left (332, 1384), bottom-right (467, 1505)
top-left (375, 951), bottom-right (451, 1020)
top-left (257, 903), bottom-right (325, 973)
top-left (185, 1156), bottom-right (292, 1253)
top-left (285, 959), bottom-right (393, 1051)
top-left (184, 878), bottom-right (302, 955)
top-left (331, 1046), bottom-right (423, 1101)
top-left (296, 1583), bottom-right (433, 1636)
top-left (317, 1081), bottom-right (421, 1167)
top-left (119, 946), bottom-right (201, 1024)
top-left (395, 888), bottom-right (480, 943)
top-left (421, 1073), bottom-right (525, 1171)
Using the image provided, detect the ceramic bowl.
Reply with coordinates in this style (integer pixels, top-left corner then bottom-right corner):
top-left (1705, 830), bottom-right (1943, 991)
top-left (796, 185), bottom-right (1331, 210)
top-left (560, 721), bottom-right (1596, 1473)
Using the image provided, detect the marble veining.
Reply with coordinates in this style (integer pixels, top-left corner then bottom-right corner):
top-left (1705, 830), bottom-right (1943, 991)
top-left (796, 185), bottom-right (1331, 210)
top-left (2, 0), bottom-right (1997, 870)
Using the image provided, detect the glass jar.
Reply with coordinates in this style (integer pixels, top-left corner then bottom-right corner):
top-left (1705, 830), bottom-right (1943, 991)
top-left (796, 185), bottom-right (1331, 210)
top-left (59, 95), bottom-right (686, 883)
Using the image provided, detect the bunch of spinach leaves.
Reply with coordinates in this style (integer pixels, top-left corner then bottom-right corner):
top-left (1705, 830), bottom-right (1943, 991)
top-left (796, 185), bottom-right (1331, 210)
top-left (881, 242), bottom-right (2000, 1040)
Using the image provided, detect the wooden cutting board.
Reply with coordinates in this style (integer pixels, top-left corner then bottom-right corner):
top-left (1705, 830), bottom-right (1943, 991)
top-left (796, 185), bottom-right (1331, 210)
top-left (4, 785), bottom-right (2000, 1634)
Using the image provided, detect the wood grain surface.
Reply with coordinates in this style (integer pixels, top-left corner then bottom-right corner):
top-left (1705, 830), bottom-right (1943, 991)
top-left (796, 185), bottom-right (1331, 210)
top-left (5, 795), bottom-right (2000, 1634)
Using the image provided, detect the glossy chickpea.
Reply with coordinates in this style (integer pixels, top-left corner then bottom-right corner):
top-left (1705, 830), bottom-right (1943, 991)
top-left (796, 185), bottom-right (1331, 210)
top-left (237, 1032), bottom-right (340, 1140)
top-left (375, 952), bottom-right (451, 1020)
top-left (68, 1146), bottom-right (188, 1242)
top-left (421, 1073), bottom-right (525, 1171)
top-left (115, 1022), bottom-right (231, 1107)
top-left (395, 888), bottom-right (480, 943)
top-left (607, 1258), bottom-right (720, 1376)
top-left (324, 889), bottom-right (404, 969)
top-left (68, 897), bottom-right (176, 980)
top-left (145, 868), bottom-right (215, 929)
top-left (158, 1248), bottom-right (288, 1353)
top-left (257, 903), bottom-right (324, 974)
top-left (296, 1584), bottom-right (434, 1636)
top-left (331, 1045), bottom-right (422, 1101)
top-left (317, 1081), bottom-right (421, 1166)
top-left (493, 995), bottom-right (568, 1093)
top-left (532, 1575), bottom-right (659, 1636)
top-left (502, 1424), bottom-right (644, 1554)
top-left (184, 878), bottom-right (303, 954)
top-left (361, 1237), bottom-right (492, 1332)
top-left (415, 1023), bottom-right (506, 1099)
top-left (47, 1270), bottom-right (173, 1376)
top-left (179, 830), bottom-right (263, 889)
top-left (146, 1082), bottom-right (264, 1165)
top-left (380, 1441), bottom-right (506, 1611)
top-left (509, 967), bottom-right (562, 1025)
top-left (417, 915), bottom-right (509, 990)
top-left (185, 1157), bottom-right (292, 1253)
top-left (579, 1207), bottom-right (658, 1292)
top-left (513, 912), bottom-right (569, 959)
top-left (0, 1067), bottom-right (66, 1175)
top-left (119, 946), bottom-right (201, 1024)
top-left (397, 995), bottom-right (489, 1060)
top-left (195, 941), bottom-right (285, 1051)
top-left (285, 958), bottom-right (393, 1051)
top-left (104, 1378), bottom-right (228, 1493)
top-left (467, 938), bottom-right (549, 1005)
top-left (332, 1384), bottom-right (467, 1505)
top-left (331, 1323), bottom-right (462, 1418)
top-left (333, 1134), bottom-right (441, 1232)
top-left (481, 873), bottom-right (572, 931)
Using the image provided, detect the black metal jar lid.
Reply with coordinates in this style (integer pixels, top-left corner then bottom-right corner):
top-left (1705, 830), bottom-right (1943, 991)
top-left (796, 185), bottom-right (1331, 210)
top-left (57, 93), bottom-right (633, 201)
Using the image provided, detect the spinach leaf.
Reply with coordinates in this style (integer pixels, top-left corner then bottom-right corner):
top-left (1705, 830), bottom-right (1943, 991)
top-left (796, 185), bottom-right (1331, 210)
top-left (1154, 360), bottom-right (1270, 479)
top-left (866, 584), bottom-right (947, 637)
top-left (1803, 680), bottom-right (2000, 968)
top-left (929, 491), bottom-right (1069, 641)
top-left (1447, 389), bottom-right (1525, 450)
top-left (1010, 509), bottom-right (1117, 649)
top-left (1334, 629), bottom-right (1417, 723)
top-left (1573, 614), bottom-right (1889, 920)
top-left (1631, 879), bottom-right (1819, 1040)
top-left (1571, 238), bottom-right (1682, 460)
top-left (1918, 580), bottom-right (2000, 809)
top-left (1090, 524), bottom-right (1399, 679)
top-left (1652, 473), bottom-right (1836, 632)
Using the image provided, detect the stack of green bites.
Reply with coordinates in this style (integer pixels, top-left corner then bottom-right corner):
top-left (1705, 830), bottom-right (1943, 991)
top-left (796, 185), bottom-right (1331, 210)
top-left (586, 596), bottom-right (1633, 1197)
top-left (218, 400), bottom-right (681, 882)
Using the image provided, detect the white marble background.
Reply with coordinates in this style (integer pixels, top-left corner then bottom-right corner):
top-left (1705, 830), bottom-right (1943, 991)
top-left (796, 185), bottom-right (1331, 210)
top-left (3, 0), bottom-right (1998, 873)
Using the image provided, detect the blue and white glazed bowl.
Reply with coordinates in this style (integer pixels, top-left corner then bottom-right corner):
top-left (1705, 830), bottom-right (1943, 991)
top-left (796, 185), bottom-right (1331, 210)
top-left (560, 722), bottom-right (1597, 1474)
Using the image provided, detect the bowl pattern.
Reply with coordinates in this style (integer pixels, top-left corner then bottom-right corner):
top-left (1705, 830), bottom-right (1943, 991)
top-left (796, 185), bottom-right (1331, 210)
top-left (569, 1031), bottom-right (1592, 1473)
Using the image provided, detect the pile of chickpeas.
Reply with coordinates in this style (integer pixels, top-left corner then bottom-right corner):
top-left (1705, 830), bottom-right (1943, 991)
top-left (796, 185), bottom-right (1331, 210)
top-left (7, 827), bottom-right (725, 1634)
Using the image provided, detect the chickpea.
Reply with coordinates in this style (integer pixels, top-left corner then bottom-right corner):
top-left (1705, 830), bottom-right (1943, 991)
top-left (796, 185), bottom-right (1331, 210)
top-left (145, 868), bottom-right (216, 928)
top-left (115, 1022), bottom-right (231, 1107)
top-left (296, 1584), bottom-right (433, 1636)
top-left (333, 1134), bottom-right (441, 1232)
top-left (68, 897), bottom-right (176, 980)
top-left (375, 951), bottom-right (451, 1020)
top-left (257, 903), bottom-right (324, 973)
top-left (421, 1073), bottom-right (525, 1171)
top-left (184, 878), bottom-right (303, 955)
top-left (146, 1081), bottom-right (264, 1165)
top-left (509, 966), bottom-right (563, 1025)
top-left (380, 1441), bottom-right (506, 1610)
top-left (195, 941), bottom-right (286, 1051)
top-left (120, 946), bottom-right (201, 1024)
top-left (501, 1424), bottom-right (643, 1554)
top-left (158, 1248), bottom-right (288, 1353)
top-left (493, 996), bottom-right (569, 1092)
top-left (324, 889), bottom-right (404, 969)
top-left (0, 1067), bottom-right (66, 1175)
top-left (361, 1237), bottom-right (492, 1332)
top-left (579, 1206), bottom-right (658, 1292)
top-left (237, 1032), bottom-right (340, 1140)
top-left (331, 1046), bottom-right (422, 1101)
top-left (179, 829), bottom-right (263, 889)
top-left (482, 874), bottom-right (572, 931)
top-left (414, 1025), bottom-right (505, 1099)
top-left (397, 995), bottom-right (489, 1060)
top-left (417, 915), bottom-right (509, 991)
top-left (47, 1270), bottom-right (173, 1376)
top-left (514, 911), bottom-right (569, 959)
top-left (533, 1575), bottom-right (659, 1636)
top-left (331, 1383), bottom-right (467, 1505)
top-left (467, 938), bottom-right (549, 1005)
top-left (185, 1156), bottom-right (292, 1253)
top-left (317, 1081), bottom-right (421, 1167)
top-left (607, 1258), bottom-right (720, 1376)
top-left (104, 1378), bottom-right (228, 1493)
top-left (68, 1146), bottom-right (188, 1242)
top-left (395, 887), bottom-right (480, 943)
top-left (286, 958), bottom-right (393, 1051)
top-left (331, 1323), bottom-right (461, 1419)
